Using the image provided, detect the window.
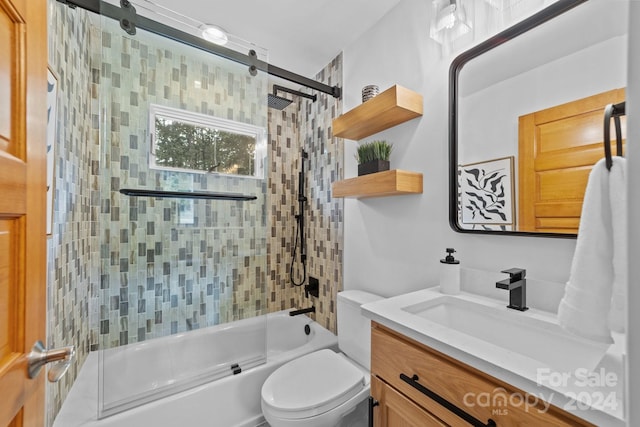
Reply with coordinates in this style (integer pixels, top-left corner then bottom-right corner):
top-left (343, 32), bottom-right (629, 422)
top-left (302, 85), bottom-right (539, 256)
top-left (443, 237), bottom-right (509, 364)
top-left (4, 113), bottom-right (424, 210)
top-left (149, 104), bottom-right (266, 178)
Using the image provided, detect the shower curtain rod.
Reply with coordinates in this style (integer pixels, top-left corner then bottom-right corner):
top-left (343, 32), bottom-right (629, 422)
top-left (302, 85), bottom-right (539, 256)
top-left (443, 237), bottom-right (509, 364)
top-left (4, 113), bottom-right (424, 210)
top-left (56, 0), bottom-right (342, 99)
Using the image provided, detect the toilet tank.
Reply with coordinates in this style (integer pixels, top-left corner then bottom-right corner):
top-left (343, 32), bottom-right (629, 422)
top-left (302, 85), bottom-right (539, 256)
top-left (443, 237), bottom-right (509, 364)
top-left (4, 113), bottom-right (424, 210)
top-left (337, 290), bottom-right (384, 370)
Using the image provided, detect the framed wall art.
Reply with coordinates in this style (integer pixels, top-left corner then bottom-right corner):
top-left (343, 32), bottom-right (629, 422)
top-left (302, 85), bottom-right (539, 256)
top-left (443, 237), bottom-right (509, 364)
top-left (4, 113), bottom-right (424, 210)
top-left (459, 156), bottom-right (515, 230)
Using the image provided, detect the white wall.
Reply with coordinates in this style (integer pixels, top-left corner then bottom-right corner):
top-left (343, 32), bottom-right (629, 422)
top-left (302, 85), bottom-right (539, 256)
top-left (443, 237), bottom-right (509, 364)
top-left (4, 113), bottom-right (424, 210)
top-left (626, 1), bottom-right (639, 424)
top-left (342, 0), bottom-right (578, 299)
top-left (343, 1), bottom-right (638, 424)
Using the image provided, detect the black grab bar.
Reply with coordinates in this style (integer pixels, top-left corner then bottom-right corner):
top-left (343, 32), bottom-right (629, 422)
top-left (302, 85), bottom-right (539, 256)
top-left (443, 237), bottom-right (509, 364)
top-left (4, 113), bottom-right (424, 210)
top-left (119, 188), bottom-right (257, 201)
top-left (400, 373), bottom-right (496, 427)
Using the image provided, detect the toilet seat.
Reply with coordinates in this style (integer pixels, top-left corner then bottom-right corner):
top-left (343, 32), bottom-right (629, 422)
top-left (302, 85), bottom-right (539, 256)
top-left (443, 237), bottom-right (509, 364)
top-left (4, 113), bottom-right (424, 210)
top-left (261, 349), bottom-right (365, 420)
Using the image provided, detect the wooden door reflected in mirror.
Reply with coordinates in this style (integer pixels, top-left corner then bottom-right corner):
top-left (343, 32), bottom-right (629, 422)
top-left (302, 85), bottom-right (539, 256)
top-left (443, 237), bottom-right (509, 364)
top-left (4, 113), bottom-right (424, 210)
top-left (518, 88), bottom-right (626, 234)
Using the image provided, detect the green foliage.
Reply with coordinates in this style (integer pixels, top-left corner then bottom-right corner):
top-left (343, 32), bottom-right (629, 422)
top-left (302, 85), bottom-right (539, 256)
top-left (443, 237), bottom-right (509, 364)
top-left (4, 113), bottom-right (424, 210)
top-left (355, 140), bottom-right (393, 164)
top-left (154, 118), bottom-right (256, 175)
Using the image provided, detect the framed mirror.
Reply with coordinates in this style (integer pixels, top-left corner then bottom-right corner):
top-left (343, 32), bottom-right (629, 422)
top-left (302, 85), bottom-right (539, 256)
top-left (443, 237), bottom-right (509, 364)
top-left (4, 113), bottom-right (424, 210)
top-left (449, 0), bottom-right (627, 237)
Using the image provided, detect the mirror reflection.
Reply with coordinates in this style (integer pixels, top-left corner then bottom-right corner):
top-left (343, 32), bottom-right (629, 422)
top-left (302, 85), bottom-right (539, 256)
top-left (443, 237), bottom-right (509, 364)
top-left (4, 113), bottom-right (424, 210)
top-left (451, 0), bottom-right (627, 236)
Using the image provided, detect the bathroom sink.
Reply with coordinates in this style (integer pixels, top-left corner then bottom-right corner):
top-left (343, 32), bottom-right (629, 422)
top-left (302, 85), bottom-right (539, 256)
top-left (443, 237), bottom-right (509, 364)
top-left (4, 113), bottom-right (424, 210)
top-left (401, 295), bottom-right (609, 373)
top-left (362, 290), bottom-right (624, 426)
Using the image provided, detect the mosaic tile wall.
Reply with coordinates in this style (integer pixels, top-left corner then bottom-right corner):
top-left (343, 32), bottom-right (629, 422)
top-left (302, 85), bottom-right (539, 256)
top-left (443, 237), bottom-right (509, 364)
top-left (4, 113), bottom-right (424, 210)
top-left (267, 54), bottom-right (344, 333)
top-left (93, 16), bottom-right (269, 349)
top-left (46, 3), bottom-right (97, 425)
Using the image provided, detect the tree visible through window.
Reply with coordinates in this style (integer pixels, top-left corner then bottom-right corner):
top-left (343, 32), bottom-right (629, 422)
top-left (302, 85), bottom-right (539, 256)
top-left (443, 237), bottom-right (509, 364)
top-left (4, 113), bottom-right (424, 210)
top-left (149, 105), bottom-right (265, 177)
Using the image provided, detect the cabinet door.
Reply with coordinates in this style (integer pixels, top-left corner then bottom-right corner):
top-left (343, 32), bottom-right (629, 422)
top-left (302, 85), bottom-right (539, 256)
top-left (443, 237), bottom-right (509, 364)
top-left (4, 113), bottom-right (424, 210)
top-left (371, 376), bottom-right (447, 427)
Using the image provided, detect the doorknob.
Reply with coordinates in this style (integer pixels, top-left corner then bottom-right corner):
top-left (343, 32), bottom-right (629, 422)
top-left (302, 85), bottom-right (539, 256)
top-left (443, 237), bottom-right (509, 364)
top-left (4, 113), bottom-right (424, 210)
top-left (27, 341), bottom-right (75, 382)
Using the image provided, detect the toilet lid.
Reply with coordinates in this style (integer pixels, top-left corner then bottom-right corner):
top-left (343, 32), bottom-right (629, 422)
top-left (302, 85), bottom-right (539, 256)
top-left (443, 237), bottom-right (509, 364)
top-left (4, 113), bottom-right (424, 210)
top-left (261, 349), bottom-right (365, 420)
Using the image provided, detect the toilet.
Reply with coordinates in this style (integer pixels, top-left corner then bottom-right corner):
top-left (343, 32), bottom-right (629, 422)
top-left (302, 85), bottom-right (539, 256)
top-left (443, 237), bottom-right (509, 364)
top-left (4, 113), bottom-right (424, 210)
top-left (261, 290), bottom-right (383, 427)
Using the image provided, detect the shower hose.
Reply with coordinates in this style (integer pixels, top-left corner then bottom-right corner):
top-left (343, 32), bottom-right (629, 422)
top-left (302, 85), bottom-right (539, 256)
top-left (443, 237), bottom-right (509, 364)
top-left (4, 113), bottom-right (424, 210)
top-left (290, 214), bottom-right (306, 286)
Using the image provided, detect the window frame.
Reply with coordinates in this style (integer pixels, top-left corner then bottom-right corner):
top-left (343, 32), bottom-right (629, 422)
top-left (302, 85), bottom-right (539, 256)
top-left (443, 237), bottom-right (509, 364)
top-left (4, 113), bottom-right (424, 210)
top-left (149, 103), bottom-right (267, 179)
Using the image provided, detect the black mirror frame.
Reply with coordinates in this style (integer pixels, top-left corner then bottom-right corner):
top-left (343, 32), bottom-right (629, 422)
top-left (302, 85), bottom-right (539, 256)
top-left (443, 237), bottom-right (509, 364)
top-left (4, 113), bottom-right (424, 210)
top-left (448, 0), bottom-right (588, 238)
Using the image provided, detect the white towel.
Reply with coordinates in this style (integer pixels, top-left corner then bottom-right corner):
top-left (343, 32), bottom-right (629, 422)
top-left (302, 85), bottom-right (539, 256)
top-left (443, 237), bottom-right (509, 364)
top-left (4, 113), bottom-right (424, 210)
top-left (608, 157), bottom-right (627, 332)
top-left (557, 157), bottom-right (627, 344)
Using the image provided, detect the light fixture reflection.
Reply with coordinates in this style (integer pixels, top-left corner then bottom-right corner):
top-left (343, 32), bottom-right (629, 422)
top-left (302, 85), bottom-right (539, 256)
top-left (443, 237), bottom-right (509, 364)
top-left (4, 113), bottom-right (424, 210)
top-left (430, 0), bottom-right (472, 44)
top-left (201, 24), bottom-right (229, 46)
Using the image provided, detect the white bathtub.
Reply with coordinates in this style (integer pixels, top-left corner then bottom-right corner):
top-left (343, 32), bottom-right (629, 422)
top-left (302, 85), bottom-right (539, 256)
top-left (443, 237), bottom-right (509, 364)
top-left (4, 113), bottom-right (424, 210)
top-left (54, 310), bottom-right (337, 427)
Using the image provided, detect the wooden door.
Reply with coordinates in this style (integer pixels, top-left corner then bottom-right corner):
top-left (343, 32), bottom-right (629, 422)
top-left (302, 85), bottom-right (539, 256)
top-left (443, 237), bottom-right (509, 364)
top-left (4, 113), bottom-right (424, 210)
top-left (0, 0), bottom-right (48, 426)
top-left (518, 88), bottom-right (626, 233)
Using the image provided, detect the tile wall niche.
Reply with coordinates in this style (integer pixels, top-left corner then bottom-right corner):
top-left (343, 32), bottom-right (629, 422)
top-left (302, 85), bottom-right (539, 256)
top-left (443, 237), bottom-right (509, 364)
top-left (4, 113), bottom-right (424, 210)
top-left (267, 54), bottom-right (344, 333)
top-left (46, 3), bottom-right (97, 424)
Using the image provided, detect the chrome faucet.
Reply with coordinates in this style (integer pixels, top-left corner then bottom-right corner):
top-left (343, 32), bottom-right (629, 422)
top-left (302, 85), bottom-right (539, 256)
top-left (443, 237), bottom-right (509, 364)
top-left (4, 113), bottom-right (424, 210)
top-left (496, 268), bottom-right (528, 311)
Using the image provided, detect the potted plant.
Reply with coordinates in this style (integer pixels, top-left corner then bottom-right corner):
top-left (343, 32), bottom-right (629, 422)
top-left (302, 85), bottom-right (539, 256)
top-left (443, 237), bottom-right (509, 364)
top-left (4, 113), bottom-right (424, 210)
top-left (355, 140), bottom-right (393, 176)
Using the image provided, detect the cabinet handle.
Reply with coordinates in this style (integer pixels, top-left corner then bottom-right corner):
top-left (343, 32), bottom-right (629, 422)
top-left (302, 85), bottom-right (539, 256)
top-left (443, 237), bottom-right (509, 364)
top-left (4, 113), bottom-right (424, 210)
top-left (368, 396), bottom-right (379, 427)
top-left (400, 373), bottom-right (496, 427)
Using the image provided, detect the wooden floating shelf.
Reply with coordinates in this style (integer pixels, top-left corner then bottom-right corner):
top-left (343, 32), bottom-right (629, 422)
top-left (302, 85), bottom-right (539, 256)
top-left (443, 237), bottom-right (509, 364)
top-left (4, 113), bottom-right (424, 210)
top-left (333, 85), bottom-right (423, 140)
top-left (332, 170), bottom-right (423, 199)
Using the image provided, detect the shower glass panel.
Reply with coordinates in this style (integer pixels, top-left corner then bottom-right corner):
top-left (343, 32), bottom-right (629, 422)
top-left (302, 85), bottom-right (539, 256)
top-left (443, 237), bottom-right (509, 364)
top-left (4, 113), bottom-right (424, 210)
top-left (94, 2), bottom-right (268, 417)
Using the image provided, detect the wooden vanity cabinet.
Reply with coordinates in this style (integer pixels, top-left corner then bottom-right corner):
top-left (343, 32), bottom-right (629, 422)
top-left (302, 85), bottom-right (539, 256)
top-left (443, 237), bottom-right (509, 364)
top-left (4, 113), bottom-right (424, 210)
top-left (371, 376), bottom-right (447, 426)
top-left (370, 322), bottom-right (595, 427)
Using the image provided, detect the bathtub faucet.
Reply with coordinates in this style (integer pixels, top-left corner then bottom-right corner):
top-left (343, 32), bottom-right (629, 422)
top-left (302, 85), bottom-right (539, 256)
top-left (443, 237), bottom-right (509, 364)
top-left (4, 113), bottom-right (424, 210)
top-left (289, 306), bottom-right (315, 316)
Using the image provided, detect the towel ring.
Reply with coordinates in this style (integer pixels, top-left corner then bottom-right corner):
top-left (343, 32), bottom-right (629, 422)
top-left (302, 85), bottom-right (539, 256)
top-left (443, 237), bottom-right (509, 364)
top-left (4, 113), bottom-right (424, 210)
top-left (603, 101), bottom-right (625, 171)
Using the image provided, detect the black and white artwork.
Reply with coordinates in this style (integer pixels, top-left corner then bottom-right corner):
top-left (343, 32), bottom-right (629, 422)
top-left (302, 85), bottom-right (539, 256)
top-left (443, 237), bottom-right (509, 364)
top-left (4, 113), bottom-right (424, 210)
top-left (459, 156), bottom-right (514, 230)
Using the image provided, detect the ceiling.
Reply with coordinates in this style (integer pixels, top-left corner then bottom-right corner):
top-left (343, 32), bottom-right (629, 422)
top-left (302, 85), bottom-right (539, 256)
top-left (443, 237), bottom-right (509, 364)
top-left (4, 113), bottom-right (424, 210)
top-left (145, 0), bottom-right (403, 80)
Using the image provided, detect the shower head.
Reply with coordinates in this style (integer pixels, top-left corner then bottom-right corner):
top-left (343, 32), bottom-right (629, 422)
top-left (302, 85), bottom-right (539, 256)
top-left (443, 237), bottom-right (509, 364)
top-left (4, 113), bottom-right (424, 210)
top-left (268, 93), bottom-right (294, 110)
top-left (268, 84), bottom-right (318, 109)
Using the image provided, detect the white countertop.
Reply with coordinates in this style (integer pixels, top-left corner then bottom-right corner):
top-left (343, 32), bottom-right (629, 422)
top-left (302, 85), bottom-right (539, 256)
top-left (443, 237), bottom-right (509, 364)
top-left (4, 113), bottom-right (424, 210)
top-left (361, 288), bottom-right (625, 427)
